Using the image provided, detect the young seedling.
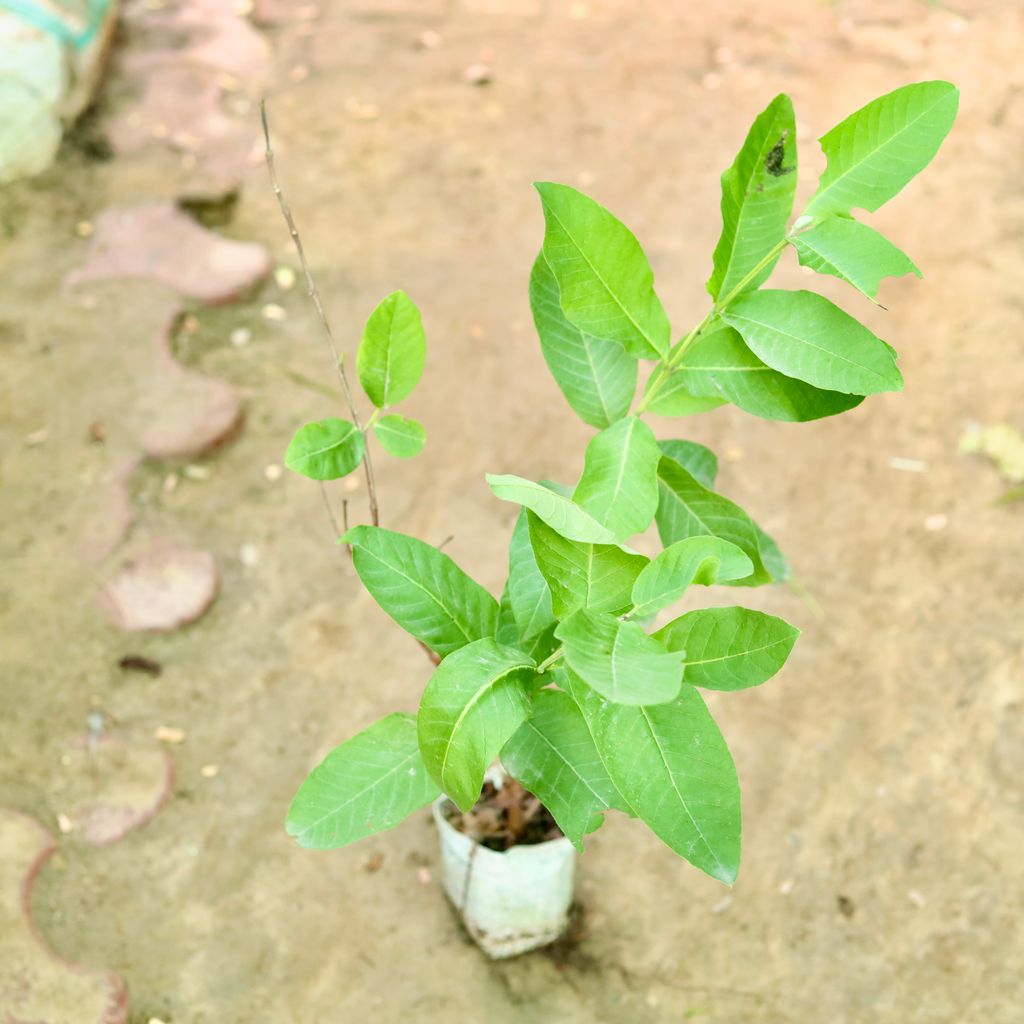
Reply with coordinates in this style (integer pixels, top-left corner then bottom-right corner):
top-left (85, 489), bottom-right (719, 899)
top-left (274, 82), bottom-right (958, 885)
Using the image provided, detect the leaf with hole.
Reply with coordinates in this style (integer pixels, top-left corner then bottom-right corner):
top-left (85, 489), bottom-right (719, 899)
top-left (656, 606), bottom-right (799, 691)
top-left (417, 638), bottom-right (535, 811)
top-left (630, 537), bottom-right (754, 619)
top-left (555, 608), bottom-right (684, 705)
top-left (286, 713), bottom-right (440, 849)
top-left (374, 414), bottom-right (426, 458)
top-left (356, 290), bottom-right (427, 408)
top-left (535, 182), bottom-right (671, 360)
top-left (572, 416), bottom-right (662, 541)
top-left (529, 252), bottom-right (637, 428)
top-left (721, 290), bottom-right (902, 396)
top-left (344, 526), bottom-right (498, 657)
top-left (708, 93), bottom-right (797, 302)
top-left (803, 81), bottom-right (958, 220)
top-left (285, 418), bottom-right (365, 481)
top-left (790, 217), bottom-right (920, 302)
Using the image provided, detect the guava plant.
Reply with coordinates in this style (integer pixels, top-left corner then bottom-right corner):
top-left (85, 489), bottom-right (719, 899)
top-left (278, 81), bottom-right (957, 885)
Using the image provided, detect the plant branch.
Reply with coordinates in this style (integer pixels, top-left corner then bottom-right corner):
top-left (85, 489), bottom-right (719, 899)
top-left (260, 99), bottom-right (380, 527)
top-left (535, 646), bottom-right (564, 674)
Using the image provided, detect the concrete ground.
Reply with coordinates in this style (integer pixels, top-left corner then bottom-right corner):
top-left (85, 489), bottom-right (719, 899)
top-left (1, 0), bottom-right (1022, 1021)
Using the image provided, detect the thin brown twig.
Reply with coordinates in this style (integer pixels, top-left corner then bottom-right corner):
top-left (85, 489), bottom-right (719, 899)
top-left (260, 98), bottom-right (380, 527)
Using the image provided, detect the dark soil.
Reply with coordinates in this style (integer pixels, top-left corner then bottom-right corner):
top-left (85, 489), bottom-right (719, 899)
top-left (442, 779), bottom-right (564, 851)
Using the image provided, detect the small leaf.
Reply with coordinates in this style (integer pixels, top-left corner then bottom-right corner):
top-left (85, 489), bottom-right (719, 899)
top-left (655, 606), bottom-right (799, 691)
top-left (535, 182), bottom-right (671, 360)
top-left (417, 638), bottom-right (535, 811)
top-left (642, 373), bottom-right (727, 418)
top-left (708, 93), bottom-right (797, 302)
top-left (574, 676), bottom-right (741, 884)
top-left (286, 713), bottom-right (439, 849)
top-left (655, 455), bottom-right (772, 586)
top-left (630, 537), bottom-right (754, 619)
top-left (285, 418), bottom-right (365, 481)
top-left (356, 290), bottom-right (427, 408)
top-left (373, 414), bottom-right (426, 458)
top-left (790, 217), bottom-right (921, 301)
top-left (344, 526), bottom-right (498, 657)
top-left (528, 514), bottom-right (648, 617)
top-left (672, 322), bottom-right (864, 422)
top-left (501, 688), bottom-right (624, 850)
top-left (572, 416), bottom-right (662, 541)
top-left (529, 252), bottom-right (637, 428)
top-left (486, 474), bottom-right (617, 544)
top-left (804, 81), bottom-right (958, 220)
top-left (721, 289), bottom-right (903, 396)
top-left (754, 524), bottom-right (790, 584)
top-left (505, 510), bottom-right (556, 642)
top-left (555, 608), bottom-right (684, 706)
top-left (659, 439), bottom-right (718, 489)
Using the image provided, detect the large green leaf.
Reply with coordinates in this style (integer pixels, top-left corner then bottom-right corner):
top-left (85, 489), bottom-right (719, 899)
top-left (708, 93), bottom-right (797, 302)
top-left (356, 290), bottom-right (427, 408)
top-left (803, 81), bottom-right (958, 220)
top-left (659, 439), bottom-right (718, 489)
top-left (528, 514), bottom-right (648, 617)
top-left (343, 526), bottom-right (498, 657)
top-left (790, 217), bottom-right (921, 302)
top-left (672, 322), bottom-right (864, 422)
top-left (286, 713), bottom-right (440, 849)
top-left (656, 606), bottom-right (799, 691)
top-left (373, 414), bottom-right (426, 458)
top-left (556, 608), bottom-right (684, 706)
top-left (486, 474), bottom-right (617, 543)
top-left (655, 456), bottom-right (773, 586)
top-left (501, 688), bottom-right (623, 850)
top-left (722, 289), bottom-right (902, 396)
top-left (534, 182), bottom-right (671, 360)
top-left (572, 416), bottom-right (661, 541)
top-left (630, 537), bottom-right (754, 619)
top-left (285, 418), bottom-right (365, 481)
top-left (573, 677), bottom-right (741, 884)
top-left (529, 252), bottom-right (637, 428)
top-left (505, 509), bottom-right (556, 642)
top-left (417, 639), bottom-right (535, 811)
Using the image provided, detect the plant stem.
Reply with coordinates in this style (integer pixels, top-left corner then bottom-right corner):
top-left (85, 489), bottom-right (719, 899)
top-left (535, 646), bottom-right (564, 674)
top-left (260, 99), bottom-right (380, 528)
top-left (636, 238), bottom-right (789, 415)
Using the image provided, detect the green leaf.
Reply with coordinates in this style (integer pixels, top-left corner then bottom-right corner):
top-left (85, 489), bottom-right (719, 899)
top-left (417, 638), bottom-right (535, 811)
top-left (286, 713), bottom-right (440, 849)
top-left (754, 524), bottom-right (790, 584)
top-left (721, 290), bottom-right (903, 396)
top-left (655, 455), bottom-right (772, 586)
top-left (804, 81), bottom-right (958, 220)
top-left (356, 290), bottom-right (427, 408)
top-left (630, 537), bottom-right (754, 619)
top-left (708, 93), bottom-right (797, 302)
top-left (343, 526), bottom-right (499, 657)
top-left (486, 474), bottom-right (617, 544)
top-left (505, 510), bottom-right (556, 642)
top-left (673, 322), bottom-right (864, 422)
top-left (656, 606), bottom-right (799, 691)
top-left (555, 608), bottom-right (684, 706)
top-left (285, 418), bottom-right (365, 481)
top-left (574, 676), bottom-right (741, 884)
top-left (659, 439), bottom-right (718, 489)
top-left (373, 414), bottom-right (426, 458)
top-left (790, 217), bottom-right (921, 302)
top-left (534, 182), bottom-right (671, 360)
top-left (529, 252), bottom-right (637, 428)
top-left (572, 416), bottom-right (661, 541)
top-left (641, 373), bottom-right (727, 418)
top-left (528, 514), bottom-right (648, 617)
top-left (501, 688), bottom-right (623, 850)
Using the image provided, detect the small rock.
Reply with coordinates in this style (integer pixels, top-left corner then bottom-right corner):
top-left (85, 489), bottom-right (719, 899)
top-left (183, 464), bottom-right (211, 481)
top-left (24, 428), bottom-right (49, 447)
top-left (98, 542), bottom-right (219, 633)
top-left (417, 867), bottom-right (431, 885)
top-left (230, 326), bottom-right (252, 347)
top-left (363, 851), bottom-right (384, 873)
top-left (274, 266), bottom-right (297, 290)
top-left (907, 889), bottom-right (926, 908)
top-left (154, 726), bottom-right (187, 744)
top-left (261, 303), bottom-right (288, 322)
top-left (463, 63), bottom-right (493, 86)
top-left (710, 895), bottom-right (733, 914)
top-left (416, 29), bottom-right (442, 49)
top-left (75, 220), bottom-right (94, 238)
top-left (264, 463), bottom-right (283, 481)
top-left (343, 476), bottom-right (361, 492)
top-left (888, 456), bottom-right (927, 473)
top-left (57, 813), bottom-right (74, 834)
top-left (923, 513), bottom-right (948, 532)
top-left (200, 764), bottom-right (219, 779)
top-left (779, 878), bottom-right (795, 895)
top-left (239, 543), bottom-right (259, 567)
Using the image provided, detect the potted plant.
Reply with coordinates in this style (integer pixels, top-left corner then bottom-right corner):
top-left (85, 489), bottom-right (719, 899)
top-left (268, 81), bottom-right (958, 958)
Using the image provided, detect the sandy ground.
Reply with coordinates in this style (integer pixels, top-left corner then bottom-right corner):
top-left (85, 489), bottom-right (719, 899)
top-left (1, 0), bottom-right (1023, 1021)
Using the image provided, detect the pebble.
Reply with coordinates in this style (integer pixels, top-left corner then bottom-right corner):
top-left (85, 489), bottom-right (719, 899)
top-left (889, 456), bottom-right (928, 473)
top-left (200, 764), bottom-right (220, 779)
top-left (417, 29), bottom-right (441, 49)
top-left (230, 326), bottom-right (252, 347)
top-left (24, 428), bottom-right (49, 447)
top-left (56, 813), bottom-right (74, 834)
top-left (184, 464), bottom-right (211, 481)
top-left (923, 513), bottom-right (948, 532)
top-left (779, 878), bottom-right (795, 895)
top-left (417, 867), bottom-right (432, 885)
top-left (343, 476), bottom-right (361, 492)
top-left (710, 895), bottom-right (733, 914)
top-left (261, 303), bottom-right (288, 322)
top-left (274, 266), bottom-right (297, 290)
top-left (264, 463), bottom-right (283, 481)
top-left (75, 220), bottom-right (94, 238)
top-left (154, 726), bottom-right (187, 744)
top-left (239, 543), bottom-right (260, 567)
top-left (463, 63), bottom-right (493, 86)
top-left (907, 889), bottom-right (926, 908)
